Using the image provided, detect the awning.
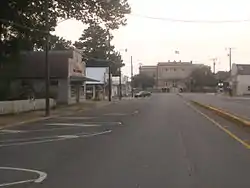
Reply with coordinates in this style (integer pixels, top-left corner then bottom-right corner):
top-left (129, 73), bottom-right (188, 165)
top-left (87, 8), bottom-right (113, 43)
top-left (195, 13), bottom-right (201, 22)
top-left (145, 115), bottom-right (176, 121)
top-left (70, 76), bottom-right (99, 82)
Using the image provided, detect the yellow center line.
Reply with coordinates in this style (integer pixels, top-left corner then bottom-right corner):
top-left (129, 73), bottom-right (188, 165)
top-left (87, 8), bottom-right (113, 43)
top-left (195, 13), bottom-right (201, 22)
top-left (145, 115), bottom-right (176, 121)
top-left (184, 101), bottom-right (250, 149)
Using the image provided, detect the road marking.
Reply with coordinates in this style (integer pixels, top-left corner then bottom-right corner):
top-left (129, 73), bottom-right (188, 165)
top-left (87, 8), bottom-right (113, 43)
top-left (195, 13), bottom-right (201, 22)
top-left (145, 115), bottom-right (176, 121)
top-left (0, 134), bottom-right (71, 143)
top-left (0, 130), bottom-right (26, 134)
top-left (0, 127), bottom-right (85, 135)
top-left (56, 117), bottom-right (95, 120)
top-left (0, 167), bottom-right (47, 187)
top-left (0, 130), bottom-right (112, 148)
top-left (185, 101), bottom-right (250, 149)
top-left (103, 113), bottom-right (127, 116)
top-left (46, 123), bottom-right (101, 127)
top-left (133, 110), bottom-right (139, 115)
top-left (57, 135), bottom-right (79, 139)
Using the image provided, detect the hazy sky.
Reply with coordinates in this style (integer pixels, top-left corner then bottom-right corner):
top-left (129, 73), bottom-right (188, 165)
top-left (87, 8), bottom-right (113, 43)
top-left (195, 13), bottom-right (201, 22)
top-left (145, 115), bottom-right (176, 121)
top-left (55, 0), bottom-right (250, 76)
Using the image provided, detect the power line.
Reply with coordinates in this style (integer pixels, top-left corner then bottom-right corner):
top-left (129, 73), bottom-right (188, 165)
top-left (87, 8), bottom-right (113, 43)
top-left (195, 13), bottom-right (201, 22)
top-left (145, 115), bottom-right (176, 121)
top-left (130, 13), bottom-right (250, 23)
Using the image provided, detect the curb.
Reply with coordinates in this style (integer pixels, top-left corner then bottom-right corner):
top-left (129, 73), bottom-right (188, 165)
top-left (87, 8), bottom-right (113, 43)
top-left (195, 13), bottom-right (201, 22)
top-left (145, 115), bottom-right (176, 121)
top-left (191, 100), bottom-right (250, 127)
top-left (0, 101), bottom-right (112, 130)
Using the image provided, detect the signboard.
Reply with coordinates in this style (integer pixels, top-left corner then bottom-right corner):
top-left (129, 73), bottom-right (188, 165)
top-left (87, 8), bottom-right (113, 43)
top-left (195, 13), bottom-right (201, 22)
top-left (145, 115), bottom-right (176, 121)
top-left (68, 51), bottom-right (85, 77)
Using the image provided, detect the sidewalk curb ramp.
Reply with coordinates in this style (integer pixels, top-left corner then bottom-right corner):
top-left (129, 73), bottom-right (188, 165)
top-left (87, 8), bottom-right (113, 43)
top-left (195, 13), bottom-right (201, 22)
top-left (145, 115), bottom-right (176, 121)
top-left (191, 100), bottom-right (250, 127)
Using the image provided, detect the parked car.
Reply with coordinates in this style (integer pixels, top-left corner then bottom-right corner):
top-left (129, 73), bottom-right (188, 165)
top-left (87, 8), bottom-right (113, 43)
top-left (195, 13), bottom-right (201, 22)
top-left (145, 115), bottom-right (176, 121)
top-left (135, 91), bottom-right (151, 98)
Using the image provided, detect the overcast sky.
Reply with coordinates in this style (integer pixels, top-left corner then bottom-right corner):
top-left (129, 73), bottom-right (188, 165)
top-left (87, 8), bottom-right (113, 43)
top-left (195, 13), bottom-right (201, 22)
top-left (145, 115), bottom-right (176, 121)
top-left (55, 0), bottom-right (250, 76)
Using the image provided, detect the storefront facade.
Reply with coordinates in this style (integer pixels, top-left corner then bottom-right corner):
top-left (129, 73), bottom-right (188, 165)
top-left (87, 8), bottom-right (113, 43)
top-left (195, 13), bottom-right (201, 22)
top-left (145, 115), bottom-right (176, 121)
top-left (10, 49), bottom-right (93, 104)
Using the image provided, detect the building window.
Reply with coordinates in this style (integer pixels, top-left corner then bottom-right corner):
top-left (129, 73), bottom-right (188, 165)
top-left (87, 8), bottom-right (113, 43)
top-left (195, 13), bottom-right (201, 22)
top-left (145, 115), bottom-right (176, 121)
top-left (248, 86), bottom-right (250, 91)
top-left (165, 68), bottom-right (168, 71)
top-left (173, 68), bottom-right (176, 71)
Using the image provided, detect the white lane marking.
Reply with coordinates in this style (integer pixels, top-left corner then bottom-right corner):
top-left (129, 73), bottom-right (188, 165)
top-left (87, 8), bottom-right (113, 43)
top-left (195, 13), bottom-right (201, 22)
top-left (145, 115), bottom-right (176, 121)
top-left (0, 130), bottom-right (26, 134)
top-left (57, 135), bottom-right (79, 139)
top-left (0, 127), bottom-right (83, 135)
top-left (0, 130), bottom-right (112, 148)
top-left (0, 179), bottom-right (34, 187)
top-left (46, 123), bottom-right (101, 127)
top-left (0, 167), bottom-right (47, 187)
top-left (56, 117), bottom-right (95, 120)
top-left (0, 134), bottom-right (70, 143)
top-left (133, 110), bottom-right (139, 115)
top-left (103, 113), bottom-right (127, 116)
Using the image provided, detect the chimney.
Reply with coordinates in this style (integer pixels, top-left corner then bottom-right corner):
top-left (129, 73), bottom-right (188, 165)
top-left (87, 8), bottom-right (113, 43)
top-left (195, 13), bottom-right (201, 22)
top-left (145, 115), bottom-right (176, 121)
top-left (190, 61), bottom-right (193, 64)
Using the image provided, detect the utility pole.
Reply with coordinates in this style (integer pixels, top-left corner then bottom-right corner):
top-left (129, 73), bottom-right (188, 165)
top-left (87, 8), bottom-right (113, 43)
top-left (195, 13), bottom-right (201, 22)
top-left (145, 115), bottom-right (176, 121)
top-left (210, 58), bottom-right (217, 74)
top-left (45, 0), bottom-right (50, 116)
top-left (119, 67), bottom-right (122, 100)
top-left (213, 61), bottom-right (216, 74)
top-left (130, 56), bottom-right (134, 97)
top-left (107, 30), bottom-right (112, 102)
top-left (229, 48), bottom-right (232, 72)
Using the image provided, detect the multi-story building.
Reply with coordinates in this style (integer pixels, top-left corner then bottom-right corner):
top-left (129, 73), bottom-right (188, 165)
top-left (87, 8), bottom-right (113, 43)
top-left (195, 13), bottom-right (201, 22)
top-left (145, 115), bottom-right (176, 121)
top-left (139, 65), bottom-right (157, 79)
top-left (140, 61), bottom-right (206, 92)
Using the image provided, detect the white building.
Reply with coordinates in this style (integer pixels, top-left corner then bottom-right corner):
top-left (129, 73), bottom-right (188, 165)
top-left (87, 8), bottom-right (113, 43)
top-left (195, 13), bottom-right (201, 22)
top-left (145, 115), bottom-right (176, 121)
top-left (231, 64), bottom-right (250, 95)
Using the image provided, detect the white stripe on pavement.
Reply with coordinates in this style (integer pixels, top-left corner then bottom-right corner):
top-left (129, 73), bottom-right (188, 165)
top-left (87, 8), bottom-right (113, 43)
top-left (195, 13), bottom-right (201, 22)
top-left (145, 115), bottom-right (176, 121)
top-left (0, 167), bottom-right (47, 187)
top-left (46, 123), bottom-right (101, 127)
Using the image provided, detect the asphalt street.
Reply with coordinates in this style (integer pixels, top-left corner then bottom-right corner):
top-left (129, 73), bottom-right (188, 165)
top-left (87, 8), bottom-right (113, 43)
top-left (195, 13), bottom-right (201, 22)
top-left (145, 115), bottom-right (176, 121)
top-left (1, 94), bottom-right (250, 187)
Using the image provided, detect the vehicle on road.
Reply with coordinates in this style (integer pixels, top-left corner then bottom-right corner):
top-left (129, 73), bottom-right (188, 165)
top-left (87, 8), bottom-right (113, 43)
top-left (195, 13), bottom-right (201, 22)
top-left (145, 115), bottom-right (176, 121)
top-left (135, 91), bottom-right (152, 98)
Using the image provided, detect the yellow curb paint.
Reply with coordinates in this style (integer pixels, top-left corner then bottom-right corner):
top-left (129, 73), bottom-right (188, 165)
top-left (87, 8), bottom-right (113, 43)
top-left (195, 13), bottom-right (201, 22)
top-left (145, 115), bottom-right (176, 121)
top-left (185, 101), bottom-right (250, 149)
top-left (191, 100), bottom-right (250, 127)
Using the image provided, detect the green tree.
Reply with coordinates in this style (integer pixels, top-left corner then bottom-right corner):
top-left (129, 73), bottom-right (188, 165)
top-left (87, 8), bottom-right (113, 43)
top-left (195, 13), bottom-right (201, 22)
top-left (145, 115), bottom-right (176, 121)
top-left (190, 66), bottom-right (217, 91)
top-left (50, 36), bottom-right (72, 50)
top-left (0, 0), bottom-right (130, 100)
top-left (0, 0), bottom-right (131, 54)
top-left (215, 71), bottom-right (230, 82)
top-left (74, 24), bottom-right (114, 60)
top-left (74, 23), bottom-right (123, 74)
top-left (132, 74), bottom-right (155, 89)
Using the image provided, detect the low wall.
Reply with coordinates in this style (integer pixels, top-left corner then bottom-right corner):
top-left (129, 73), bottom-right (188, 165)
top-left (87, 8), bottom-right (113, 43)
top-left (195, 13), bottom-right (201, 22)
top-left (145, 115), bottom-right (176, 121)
top-left (0, 99), bottom-right (56, 115)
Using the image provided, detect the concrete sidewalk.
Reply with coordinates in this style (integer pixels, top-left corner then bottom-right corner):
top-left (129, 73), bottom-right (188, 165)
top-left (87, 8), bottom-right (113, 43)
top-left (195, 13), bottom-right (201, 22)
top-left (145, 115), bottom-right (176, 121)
top-left (181, 93), bottom-right (250, 121)
top-left (0, 100), bottom-right (110, 128)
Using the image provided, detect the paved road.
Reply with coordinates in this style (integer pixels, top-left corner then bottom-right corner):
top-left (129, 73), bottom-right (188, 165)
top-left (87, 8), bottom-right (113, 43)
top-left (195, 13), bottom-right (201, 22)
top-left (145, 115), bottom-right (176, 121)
top-left (181, 93), bottom-right (250, 120)
top-left (1, 94), bottom-right (250, 187)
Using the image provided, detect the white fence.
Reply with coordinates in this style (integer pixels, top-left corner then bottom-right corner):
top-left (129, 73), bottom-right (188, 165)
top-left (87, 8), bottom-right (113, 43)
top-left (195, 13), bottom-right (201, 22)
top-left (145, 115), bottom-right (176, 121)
top-left (0, 99), bottom-right (56, 115)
